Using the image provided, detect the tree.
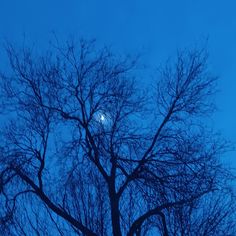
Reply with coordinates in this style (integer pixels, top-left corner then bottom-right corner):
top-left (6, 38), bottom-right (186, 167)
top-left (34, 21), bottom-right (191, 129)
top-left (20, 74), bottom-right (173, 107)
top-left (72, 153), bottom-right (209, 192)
top-left (0, 39), bottom-right (235, 235)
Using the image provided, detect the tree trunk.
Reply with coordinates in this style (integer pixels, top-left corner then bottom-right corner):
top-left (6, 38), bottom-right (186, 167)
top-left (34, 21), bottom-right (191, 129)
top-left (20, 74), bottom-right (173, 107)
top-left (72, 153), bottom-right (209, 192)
top-left (109, 186), bottom-right (122, 236)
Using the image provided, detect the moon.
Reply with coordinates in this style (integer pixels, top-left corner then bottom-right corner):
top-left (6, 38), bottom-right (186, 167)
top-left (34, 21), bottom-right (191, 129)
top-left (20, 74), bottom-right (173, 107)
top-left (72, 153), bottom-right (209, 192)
top-left (100, 114), bottom-right (105, 121)
top-left (95, 112), bottom-right (111, 126)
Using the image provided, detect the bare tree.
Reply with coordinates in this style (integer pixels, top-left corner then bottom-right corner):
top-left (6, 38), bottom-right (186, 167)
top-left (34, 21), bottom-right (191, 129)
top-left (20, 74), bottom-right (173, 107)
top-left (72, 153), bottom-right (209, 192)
top-left (0, 40), bottom-right (235, 236)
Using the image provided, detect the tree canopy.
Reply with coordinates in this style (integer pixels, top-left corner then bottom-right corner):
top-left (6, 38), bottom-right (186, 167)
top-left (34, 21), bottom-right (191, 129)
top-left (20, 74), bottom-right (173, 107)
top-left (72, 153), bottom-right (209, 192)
top-left (0, 40), bottom-right (235, 236)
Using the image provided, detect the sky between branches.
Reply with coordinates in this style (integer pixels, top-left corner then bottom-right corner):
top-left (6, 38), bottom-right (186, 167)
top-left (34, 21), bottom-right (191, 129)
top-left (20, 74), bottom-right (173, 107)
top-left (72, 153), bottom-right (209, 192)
top-left (0, 0), bottom-right (236, 168)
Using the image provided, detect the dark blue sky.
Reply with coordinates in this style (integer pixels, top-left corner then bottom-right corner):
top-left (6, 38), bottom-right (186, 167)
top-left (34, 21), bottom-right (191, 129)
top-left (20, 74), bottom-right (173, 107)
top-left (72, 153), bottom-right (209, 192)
top-left (1, 0), bottom-right (236, 166)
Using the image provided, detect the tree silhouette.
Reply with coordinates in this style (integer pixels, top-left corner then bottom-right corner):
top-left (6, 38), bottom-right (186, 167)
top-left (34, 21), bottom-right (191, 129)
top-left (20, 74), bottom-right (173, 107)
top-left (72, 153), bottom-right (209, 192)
top-left (0, 40), bottom-right (235, 235)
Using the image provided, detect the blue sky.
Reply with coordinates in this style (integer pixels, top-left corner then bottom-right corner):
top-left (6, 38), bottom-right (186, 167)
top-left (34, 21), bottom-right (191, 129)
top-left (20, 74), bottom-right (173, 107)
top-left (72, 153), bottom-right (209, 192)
top-left (0, 0), bottom-right (236, 166)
